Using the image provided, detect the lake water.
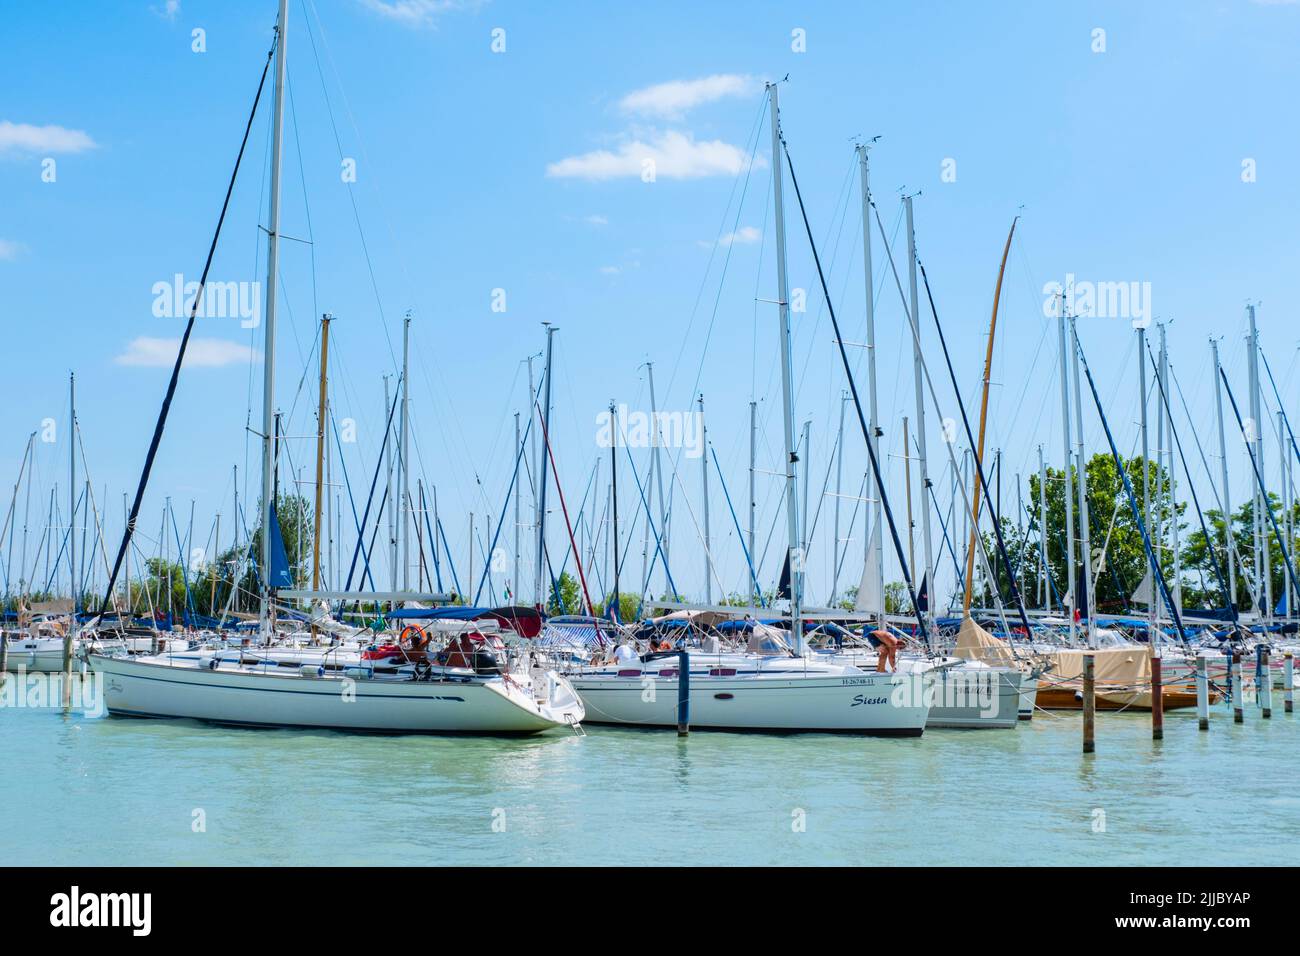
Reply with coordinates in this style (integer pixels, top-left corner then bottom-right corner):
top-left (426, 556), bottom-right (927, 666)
top-left (2, 680), bottom-right (1295, 866)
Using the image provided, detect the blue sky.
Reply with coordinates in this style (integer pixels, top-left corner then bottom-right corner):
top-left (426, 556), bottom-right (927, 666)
top-left (2, 0), bottom-right (1298, 608)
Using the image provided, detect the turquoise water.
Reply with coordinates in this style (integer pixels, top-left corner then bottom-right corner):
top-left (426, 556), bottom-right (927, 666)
top-left (2, 684), bottom-right (1296, 866)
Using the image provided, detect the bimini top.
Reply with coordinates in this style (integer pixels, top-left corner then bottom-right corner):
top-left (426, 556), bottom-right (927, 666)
top-left (385, 604), bottom-right (543, 638)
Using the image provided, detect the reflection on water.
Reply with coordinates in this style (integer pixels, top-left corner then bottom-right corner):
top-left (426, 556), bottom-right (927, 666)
top-left (0, 702), bottom-right (1293, 865)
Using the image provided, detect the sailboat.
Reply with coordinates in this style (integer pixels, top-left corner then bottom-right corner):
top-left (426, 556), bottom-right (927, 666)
top-left (559, 85), bottom-right (931, 736)
top-left (89, 0), bottom-right (583, 736)
top-left (819, 198), bottom-right (1031, 729)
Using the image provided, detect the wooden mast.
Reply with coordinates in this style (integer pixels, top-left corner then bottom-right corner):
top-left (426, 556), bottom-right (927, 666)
top-left (962, 217), bottom-right (1018, 615)
top-left (311, 313), bottom-right (331, 636)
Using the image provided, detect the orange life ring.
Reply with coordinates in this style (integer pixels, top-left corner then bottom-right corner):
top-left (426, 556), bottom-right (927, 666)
top-left (400, 624), bottom-right (429, 652)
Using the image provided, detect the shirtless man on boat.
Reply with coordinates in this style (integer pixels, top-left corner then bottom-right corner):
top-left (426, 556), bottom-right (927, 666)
top-left (869, 626), bottom-right (902, 673)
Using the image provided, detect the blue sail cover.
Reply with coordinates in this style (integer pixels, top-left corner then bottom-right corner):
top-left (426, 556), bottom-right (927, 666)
top-left (267, 501), bottom-right (294, 589)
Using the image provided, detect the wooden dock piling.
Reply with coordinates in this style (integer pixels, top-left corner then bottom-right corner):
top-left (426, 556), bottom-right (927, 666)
top-left (1082, 654), bottom-right (1095, 754)
top-left (1196, 655), bottom-right (1209, 731)
top-left (1285, 652), bottom-right (1294, 715)
top-left (1150, 651), bottom-right (1164, 740)
top-left (1259, 646), bottom-right (1273, 719)
top-left (676, 650), bottom-right (690, 736)
top-left (61, 630), bottom-right (73, 710)
top-left (1232, 652), bottom-right (1244, 723)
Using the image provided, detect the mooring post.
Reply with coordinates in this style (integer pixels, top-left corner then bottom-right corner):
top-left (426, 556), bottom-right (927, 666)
top-left (1232, 652), bottom-right (1244, 723)
top-left (1259, 645), bottom-right (1273, 719)
top-left (1285, 651), bottom-right (1294, 714)
top-left (1150, 650), bottom-right (1164, 740)
top-left (1196, 655), bottom-right (1209, 731)
top-left (1082, 653), bottom-right (1096, 754)
top-left (0, 630), bottom-right (8, 680)
top-left (676, 649), bottom-right (690, 736)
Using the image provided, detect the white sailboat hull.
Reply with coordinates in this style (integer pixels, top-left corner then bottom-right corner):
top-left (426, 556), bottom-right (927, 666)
top-left (568, 658), bottom-right (928, 735)
top-left (3, 638), bottom-right (69, 673)
top-left (90, 654), bottom-right (583, 735)
top-left (1017, 669), bottom-right (1039, 720)
top-left (924, 666), bottom-right (1023, 729)
top-left (2, 636), bottom-right (142, 673)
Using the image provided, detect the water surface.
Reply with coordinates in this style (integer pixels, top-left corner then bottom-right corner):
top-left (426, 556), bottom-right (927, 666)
top-left (2, 689), bottom-right (1293, 866)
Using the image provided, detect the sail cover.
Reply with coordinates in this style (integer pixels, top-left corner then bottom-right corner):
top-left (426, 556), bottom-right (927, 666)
top-left (952, 615), bottom-right (1018, 666)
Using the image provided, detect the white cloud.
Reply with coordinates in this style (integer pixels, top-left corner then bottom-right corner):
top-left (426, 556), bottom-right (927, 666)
top-left (0, 121), bottom-right (97, 157)
top-left (115, 336), bottom-right (259, 369)
top-left (151, 0), bottom-right (180, 21)
top-left (0, 239), bottom-right (23, 261)
top-left (547, 130), bottom-right (761, 181)
top-left (719, 226), bottom-right (761, 246)
top-left (584, 214), bottom-right (609, 226)
top-left (619, 74), bottom-right (761, 120)
top-left (599, 265), bottom-right (621, 275)
top-left (358, 0), bottom-right (476, 27)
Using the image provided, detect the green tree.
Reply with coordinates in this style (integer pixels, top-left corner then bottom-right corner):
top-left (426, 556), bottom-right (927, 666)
top-left (1018, 453), bottom-right (1180, 613)
top-left (884, 581), bottom-right (909, 614)
top-left (547, 571), bottom-right (581, 615)
top-left (1183, 495), bottom-right (1299, 613)
top-left (600, 590), bottom-right (641, 622)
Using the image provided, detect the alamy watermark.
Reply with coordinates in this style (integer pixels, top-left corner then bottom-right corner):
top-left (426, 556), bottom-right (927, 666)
top-left (1042, 272), bottom-right (1151, 326)
top-left (889, 670), bottom-right (999, 718)
top-left (596, 404), bottom-right (704, 459)
top-left (0, 668), bottom-right (105, 716)
top-left (152, 273), bottom-right (260, 328)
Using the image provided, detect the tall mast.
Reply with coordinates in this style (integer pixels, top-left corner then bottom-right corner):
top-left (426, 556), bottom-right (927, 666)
top-left (800, 420), bottom-right (811, 570)
top-left (513, 411), bottom-right (521, 602)
top-left (610, 400), bottom-right (620, 605)
top-left (309, 314), bottom-right (330, 639)
top-left (699, 393), bottom-right (712, 604)
top-left (311, 314), bottom-right (331, 606)
top-left (533, 323), bottom-right (556, 611)
top-left (855, 143), bottom-right (884, 624)
top-left (1037, 446), bottom-right (1048, 608)
top-left (416, 480), bottom-right (425, 589)
top-left (903, 415), bottom-right (915, 577)
top-left (830, 391), bottom-right (846, 606)
top-left (963, 218), bottom-right (1017, 615)
top-left (1284, 409), bottom-right (1293, 621)
top-left (904, 195), bottom-right (934, 647)
top-left (400, 311), bottom-right (411, 591)
top-left (384, 374), bottom-right (395, 594)
top-left (767, 82), bottom-right (803, 651)
top-left (258, 0), bottom-right (289, 634)
top-left (1248, 305), bottom-right (1270, 619)
top-left (1138, 324), bottom-right (1154, 630)
top-left (325, 385), bottom-right (333, 589)
top-left (1057, 302), bottom-right (1076, 643)
top-left (1016, 472), bottom-right (1026, 602)
top-left (1070, 316), bottom-right (1094, 646)
top-left (1159, 323), bottom-right (1170, 613)
top-left (647, 361), bottom-right (668, 592)
top-left (1158, 323), bottom-right (1179, 617)
top-left (748, 400), bottom-right (757, 605)
top-left (63, 372), bottom-right (76, 708)
top-left (122, 493), bottom-right (130, 615)
top-left (525, 353), bottom-right (538, 603)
